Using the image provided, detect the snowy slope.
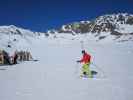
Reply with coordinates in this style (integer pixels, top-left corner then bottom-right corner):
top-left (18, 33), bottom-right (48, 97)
top-left (0, 25), bottom-right (43, 55)
top-left (115, 24), bottom-right (133, 33)
top-left (0, 35), bottom-right (133, 100)
top-left (0, 13), bottom-right (133, 100)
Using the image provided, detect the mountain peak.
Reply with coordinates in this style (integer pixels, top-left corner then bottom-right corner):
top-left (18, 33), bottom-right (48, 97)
top-left (47, 13), bottom-right (133, 34)
top-left (9, 25), bottom-right (17, 28)
top-left (47, 13), bottom-right (133, 42)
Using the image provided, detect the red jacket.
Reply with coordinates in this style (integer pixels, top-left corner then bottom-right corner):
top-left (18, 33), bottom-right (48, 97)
top-left (80, 52), bottom-right (91, 64)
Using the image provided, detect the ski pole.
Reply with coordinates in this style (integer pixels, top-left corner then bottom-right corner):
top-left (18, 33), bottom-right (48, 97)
top-left (75, 62), bottom-right (79, 74)
top-left (74, 62), bottom-right (81, 78)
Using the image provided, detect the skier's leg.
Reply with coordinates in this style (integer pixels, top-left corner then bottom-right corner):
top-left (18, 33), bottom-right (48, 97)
top-left (88, 63), bottom-right (92, 78)
top-left (80, 64), bottom-right (86, 76)
top-left (85, 63), bottom-right (92, 78)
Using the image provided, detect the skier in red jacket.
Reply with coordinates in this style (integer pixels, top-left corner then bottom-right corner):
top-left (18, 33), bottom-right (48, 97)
top-left (77, 50), bottom-right (92, 78)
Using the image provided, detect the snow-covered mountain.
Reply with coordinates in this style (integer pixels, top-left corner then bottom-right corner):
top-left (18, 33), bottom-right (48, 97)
top-left (47, 13), bottom-right (133, 41)
top-left (1, 13), bottom-right (133, 52)
top-left (0, 25), bottom-right (43, 54)
top-left (0, 25), bottom-right (41, 36)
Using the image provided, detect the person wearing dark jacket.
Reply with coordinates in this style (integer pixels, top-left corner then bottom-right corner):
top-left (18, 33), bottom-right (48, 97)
top-left (3, 50), bottom-right (11, 65)
top-left (13, 51), bottom-right (18, 64)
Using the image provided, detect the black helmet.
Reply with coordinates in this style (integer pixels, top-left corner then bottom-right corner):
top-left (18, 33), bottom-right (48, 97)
top-left (82, 50), bottom-right (85, 54)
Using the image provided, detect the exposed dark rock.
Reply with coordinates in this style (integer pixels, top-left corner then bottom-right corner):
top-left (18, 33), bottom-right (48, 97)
top-left (126, 17), bottom-right (133, 25)
top-left (111, 31), bottom-right (123, 36)
top-left (99, 36), bottom-right (106, 40)
top-left (15, 29), bottom-right (22, 35)
top-left (130, 33), bottom-right (133, 35)
top-left (45, 33), bottom-right (49, 37)
top-left (13, 39), bottom-right (17, 41)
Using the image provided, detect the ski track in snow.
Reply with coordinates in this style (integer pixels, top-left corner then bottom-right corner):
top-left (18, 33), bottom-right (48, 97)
top-left (0, 37), bottom-right (133, 100)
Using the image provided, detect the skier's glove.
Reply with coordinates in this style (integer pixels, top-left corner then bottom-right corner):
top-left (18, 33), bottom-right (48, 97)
top-left (76, 60), bottom-right (80, 63)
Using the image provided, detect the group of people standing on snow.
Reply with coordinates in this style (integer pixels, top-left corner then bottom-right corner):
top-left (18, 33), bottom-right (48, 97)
top-left (0, 50), bottom-right (11, 65)
top-left (16, 51), bottom-right (33, 62)
top-left (0, 50), bottom-right (33, 65)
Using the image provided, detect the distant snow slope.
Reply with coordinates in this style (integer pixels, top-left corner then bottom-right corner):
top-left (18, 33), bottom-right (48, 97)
top-left (0, 35), bottom-right (133, 100)
top-left (115, 24), bottom-right (133, 33)
top-left (0, 25), bottom-right (43, 55)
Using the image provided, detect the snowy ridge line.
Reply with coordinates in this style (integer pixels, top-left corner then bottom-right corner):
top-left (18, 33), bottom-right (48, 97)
top-left (47, 13), bottom-right (133, 42)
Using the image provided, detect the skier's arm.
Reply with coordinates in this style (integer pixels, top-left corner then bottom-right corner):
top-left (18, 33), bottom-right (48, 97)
top-left (77, 57), bottom-right (84, 63)
top-left (79, 58), bottom-right (84, 63)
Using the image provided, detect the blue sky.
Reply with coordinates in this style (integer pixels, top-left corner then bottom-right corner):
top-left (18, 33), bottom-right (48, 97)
top-left (0, 0), bottom-right (133, 32)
